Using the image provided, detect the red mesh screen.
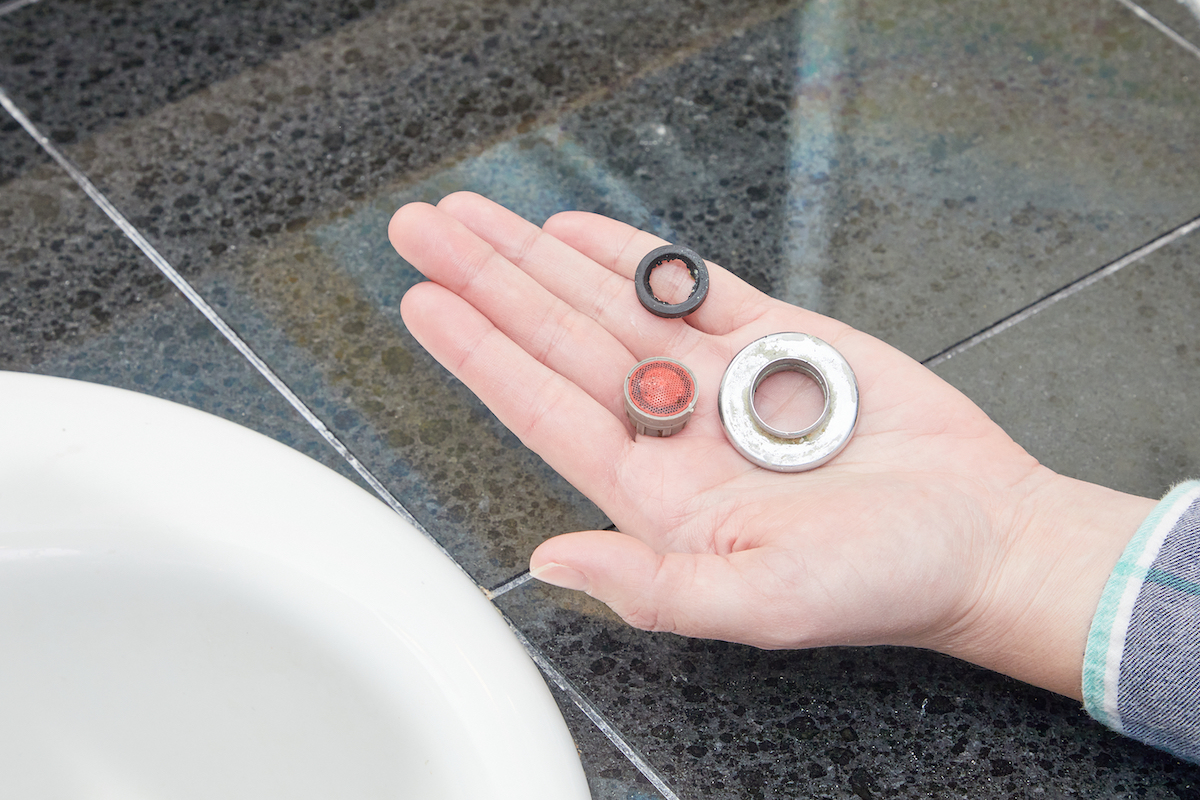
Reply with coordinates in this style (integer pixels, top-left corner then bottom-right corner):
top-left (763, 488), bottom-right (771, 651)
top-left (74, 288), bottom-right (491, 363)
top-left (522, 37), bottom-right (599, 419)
top-left (628, 360), bottom-right (695, 416)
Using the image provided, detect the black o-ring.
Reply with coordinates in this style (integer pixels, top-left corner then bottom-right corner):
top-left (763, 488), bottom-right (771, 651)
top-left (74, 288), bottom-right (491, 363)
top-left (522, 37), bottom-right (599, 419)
top-left (634, 245), bottom-right (710, 319)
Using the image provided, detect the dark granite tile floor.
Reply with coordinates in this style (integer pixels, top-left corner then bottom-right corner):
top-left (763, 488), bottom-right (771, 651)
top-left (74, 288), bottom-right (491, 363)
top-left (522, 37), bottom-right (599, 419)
top-left (499, 580), bottom-right (1200, 800)
top-left (0, 150), bottom-right (372, 490)
top-left (4, 0), bottom-right (1200, 796)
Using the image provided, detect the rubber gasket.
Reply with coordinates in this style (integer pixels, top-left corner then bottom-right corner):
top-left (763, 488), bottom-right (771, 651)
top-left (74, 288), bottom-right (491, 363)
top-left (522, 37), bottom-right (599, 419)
top-left (634, 245), bottom-right (710, 319)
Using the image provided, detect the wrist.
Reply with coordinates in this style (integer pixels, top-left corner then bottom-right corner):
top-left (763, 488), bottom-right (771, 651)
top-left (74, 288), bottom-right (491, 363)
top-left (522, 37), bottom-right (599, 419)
top-left (935, 468), bottom-right (1155, 699)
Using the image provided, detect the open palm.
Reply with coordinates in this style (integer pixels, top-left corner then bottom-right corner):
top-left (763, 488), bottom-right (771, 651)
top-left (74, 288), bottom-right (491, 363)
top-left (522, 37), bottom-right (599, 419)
top-left (389, 192), bottom-right (1150, 698)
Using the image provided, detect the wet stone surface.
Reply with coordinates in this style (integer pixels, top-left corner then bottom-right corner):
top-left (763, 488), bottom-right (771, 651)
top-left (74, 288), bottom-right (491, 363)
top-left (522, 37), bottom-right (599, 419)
top-left (935, 234), bottom-right (1200, 499)
top-left (2, 0), bottom-right (798, 585)
top-left (545, 681), bottom-right (663, 800)
top-left (4, 0), bottom-right (1200, 795)
top-left (500, 580), bottom-right (1200, 799)
top-left (5, 0), bottom-right (1199, 581)
top-left (555, 0), bottom-right (1200, 359)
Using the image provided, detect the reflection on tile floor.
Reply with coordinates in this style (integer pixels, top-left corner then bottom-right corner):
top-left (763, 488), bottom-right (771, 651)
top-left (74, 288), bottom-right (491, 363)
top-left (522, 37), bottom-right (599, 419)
top-left (4, 0), bottom-right (1200, 796)
top-left (935, 234), bottom-right (1200, 499)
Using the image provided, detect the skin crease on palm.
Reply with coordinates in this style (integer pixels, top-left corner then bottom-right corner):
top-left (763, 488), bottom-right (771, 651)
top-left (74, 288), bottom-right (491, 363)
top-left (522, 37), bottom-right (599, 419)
top-left (388, 192), bottom-right (1156, 702)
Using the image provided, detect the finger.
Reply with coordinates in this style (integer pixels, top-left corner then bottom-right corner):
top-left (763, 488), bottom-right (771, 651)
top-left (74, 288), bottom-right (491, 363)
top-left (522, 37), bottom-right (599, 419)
top-left (400, 281), bottom-right (628, 508)
top-left (542, 209), bottom-right (776, 337)
top-left (389, 201), bottom-right (635, 420)
top-left (529, 530), bottom-right (818, 649)
top-left (435, 192), bottom-right (708, 360)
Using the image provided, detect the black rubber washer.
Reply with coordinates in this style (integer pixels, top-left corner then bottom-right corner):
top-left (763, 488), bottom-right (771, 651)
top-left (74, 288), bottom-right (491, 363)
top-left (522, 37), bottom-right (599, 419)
top-left (634, 245), bottom-right (710, 319)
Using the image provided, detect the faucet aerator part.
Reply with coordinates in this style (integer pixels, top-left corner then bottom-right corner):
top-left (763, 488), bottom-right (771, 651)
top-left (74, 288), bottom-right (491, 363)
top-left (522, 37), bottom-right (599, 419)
top-left (717, 332), bottom-right (859, 472)
top-left (624, 357), bottom-right (698, 437)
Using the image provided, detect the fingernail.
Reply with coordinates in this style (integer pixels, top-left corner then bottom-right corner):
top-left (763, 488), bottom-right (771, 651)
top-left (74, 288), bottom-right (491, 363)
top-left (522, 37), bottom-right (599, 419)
top-left (529, 561), bottom-right (591, 593)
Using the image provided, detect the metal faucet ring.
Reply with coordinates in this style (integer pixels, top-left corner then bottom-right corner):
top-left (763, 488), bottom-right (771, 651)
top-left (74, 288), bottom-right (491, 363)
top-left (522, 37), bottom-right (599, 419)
top-left (717, 332), bottom-right (859, 472)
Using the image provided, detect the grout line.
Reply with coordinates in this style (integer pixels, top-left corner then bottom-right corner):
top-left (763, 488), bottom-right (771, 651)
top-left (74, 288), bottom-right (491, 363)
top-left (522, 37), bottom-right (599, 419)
top-left (0, 0), bottom-right (42, 18)
top-left (501, 617), bottom-right (682, 800)
top-left (0, 85), bottom-right (475, 577)
top-left (489, 564), bottom-right (678, 798)
top-left (485, 569), bottom-right (535, 599)
top-left (923, 213), bottom-right (1200, 369)
top-left (487, 521), bottom-right (619, 597)
top-left (1113, 0), bottom-right (1200, 60)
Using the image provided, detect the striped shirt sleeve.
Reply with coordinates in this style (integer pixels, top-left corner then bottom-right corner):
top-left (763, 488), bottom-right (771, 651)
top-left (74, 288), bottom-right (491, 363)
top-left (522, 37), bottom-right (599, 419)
top-left (1083, 480), bottom-right (1200, 763)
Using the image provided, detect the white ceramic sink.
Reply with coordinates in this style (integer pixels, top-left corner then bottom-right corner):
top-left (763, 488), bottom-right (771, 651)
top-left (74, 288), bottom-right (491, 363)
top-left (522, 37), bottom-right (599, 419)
top-left (0, 371), bottom-right (590, 799)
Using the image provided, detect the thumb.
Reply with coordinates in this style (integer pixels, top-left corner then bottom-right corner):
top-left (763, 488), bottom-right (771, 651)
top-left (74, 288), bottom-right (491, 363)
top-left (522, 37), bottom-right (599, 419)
top-left (529, 530), bottom-right (795, 647)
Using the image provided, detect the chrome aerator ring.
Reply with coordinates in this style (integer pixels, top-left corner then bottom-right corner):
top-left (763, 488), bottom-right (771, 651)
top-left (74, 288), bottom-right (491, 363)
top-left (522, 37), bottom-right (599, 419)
top-left (718, 332), bottom-right (859, 472)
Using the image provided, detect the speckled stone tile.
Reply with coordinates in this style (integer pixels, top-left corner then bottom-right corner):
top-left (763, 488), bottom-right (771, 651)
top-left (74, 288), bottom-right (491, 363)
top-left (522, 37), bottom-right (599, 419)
top-left (0, 0), bottom-right (793, 187)
top-left (500, 580), bottom-right (1200, 799)
top-left (0, 154), bottom-right (373, 494)
top-left (933, 232), bottom-right (1200, 500)
top-left (0, 122), bottom-right (41, 185)
top-left (0, 0), bottom-right (411, 181)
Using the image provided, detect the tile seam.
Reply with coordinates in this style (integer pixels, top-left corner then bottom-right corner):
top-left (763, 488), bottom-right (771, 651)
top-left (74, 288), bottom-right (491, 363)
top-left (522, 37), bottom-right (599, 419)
top-left (1112, 0), bottom-right (1200, 60)
top-left (501, 614), bottom-right (683, 800)
top-left (486, 569), bottom-right (535, 599)
top-left (0, 0), bottom-right (41, 18)
top-left (923, 213), bottom-right (1200, 369)
top-left (0, 84), bottom-right (476, 577)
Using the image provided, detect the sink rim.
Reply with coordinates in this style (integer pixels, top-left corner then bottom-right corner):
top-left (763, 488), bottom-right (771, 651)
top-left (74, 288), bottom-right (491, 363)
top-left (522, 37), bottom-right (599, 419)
top-left (0, 370), bottom-right (591, 799)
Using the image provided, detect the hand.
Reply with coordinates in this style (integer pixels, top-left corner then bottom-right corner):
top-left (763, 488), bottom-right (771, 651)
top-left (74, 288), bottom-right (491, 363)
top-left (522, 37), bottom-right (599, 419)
top-left (388, 192), bottom-right (1154, 699)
